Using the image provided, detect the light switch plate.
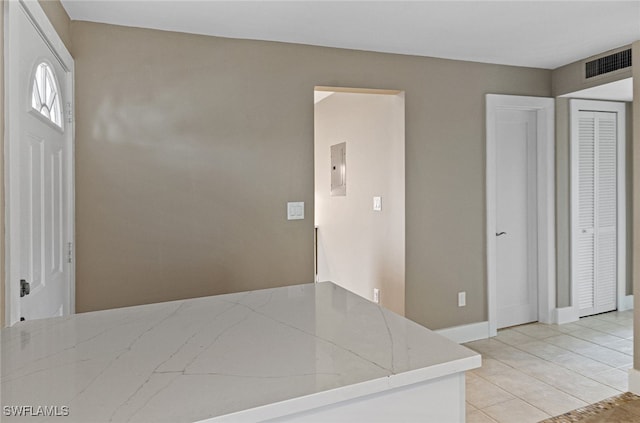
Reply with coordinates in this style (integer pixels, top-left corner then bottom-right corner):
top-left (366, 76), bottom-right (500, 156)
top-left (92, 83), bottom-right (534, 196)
top-left (458, 292), bottom-right (466, 307)
top-left (287, 202), bottom-right (304, 220)
top-left (373, 196), bottom-right (382, 211)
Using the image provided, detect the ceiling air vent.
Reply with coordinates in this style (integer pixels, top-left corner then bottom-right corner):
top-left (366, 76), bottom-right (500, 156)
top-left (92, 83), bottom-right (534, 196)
top-left (585, 49), bottom-right (631, 79)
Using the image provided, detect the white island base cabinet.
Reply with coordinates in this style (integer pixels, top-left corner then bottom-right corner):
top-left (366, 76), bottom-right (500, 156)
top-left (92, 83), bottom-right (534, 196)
top-left (212, 373), bottom-right (466, 423)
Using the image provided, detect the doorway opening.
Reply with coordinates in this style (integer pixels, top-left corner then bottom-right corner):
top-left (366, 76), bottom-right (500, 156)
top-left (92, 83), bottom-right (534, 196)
top-left (557, 78), bottom-right (633, 319)
top-left (313, 87), bottom-right (405, 315)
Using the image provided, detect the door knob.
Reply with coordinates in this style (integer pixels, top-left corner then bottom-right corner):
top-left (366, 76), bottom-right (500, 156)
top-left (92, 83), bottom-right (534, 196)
top-left (20, 279), bottom-right (30, 297)
top-left (496, 232), bottom-right (507, 237)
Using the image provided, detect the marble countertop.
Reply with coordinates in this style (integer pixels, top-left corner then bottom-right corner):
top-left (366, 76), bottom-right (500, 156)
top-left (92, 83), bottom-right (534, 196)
top-left (1, 282), bottom-right (480, 422)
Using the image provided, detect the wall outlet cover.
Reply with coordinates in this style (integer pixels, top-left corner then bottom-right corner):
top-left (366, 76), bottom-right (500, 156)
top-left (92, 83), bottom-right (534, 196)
top-left (458, 292), bottom-right (466, 307)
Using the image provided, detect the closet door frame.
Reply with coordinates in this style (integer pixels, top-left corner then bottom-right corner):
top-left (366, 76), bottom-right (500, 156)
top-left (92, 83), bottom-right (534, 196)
top-left (570, 99), bottom-right (627, 316)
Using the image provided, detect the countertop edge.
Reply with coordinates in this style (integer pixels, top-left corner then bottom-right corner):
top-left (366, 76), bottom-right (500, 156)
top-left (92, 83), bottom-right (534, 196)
top-left (200, 353), bottom-right (481, 423)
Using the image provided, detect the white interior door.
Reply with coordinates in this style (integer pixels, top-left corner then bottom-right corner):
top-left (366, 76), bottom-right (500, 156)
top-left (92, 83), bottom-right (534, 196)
top-left (574, 110), bottom-right (619, 317)
top-left (495, 109), bottom-right (538, 329)
top-left (6, 0), bottom-right (75, 324)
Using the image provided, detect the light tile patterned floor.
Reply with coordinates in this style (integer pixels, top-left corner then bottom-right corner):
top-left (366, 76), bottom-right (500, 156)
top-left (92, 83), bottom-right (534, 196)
top-left (463, 310), bottom-right (634, 423)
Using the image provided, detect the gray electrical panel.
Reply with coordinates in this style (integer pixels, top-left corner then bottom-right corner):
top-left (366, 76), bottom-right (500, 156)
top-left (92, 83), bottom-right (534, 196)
top-left (330, 142), bottom-right (346, 196)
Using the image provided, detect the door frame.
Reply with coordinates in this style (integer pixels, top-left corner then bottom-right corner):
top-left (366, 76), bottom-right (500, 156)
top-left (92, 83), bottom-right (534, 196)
top-left (486, 94), bottom-right (555, 336)
top-left (569, 99), bottom-right (626, 317)
top-left (4, 0), bottom-right (75, 326)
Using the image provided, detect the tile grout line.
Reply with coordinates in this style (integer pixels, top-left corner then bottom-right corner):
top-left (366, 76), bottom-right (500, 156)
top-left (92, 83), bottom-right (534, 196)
top-left (497, 327), bottom-right (632, 381)
top-left (467, 332), bottom-right (626, 410)
top-left (472, 352), bottom-right (616, 416)
top-left (467, 406), bottom-right (501, 423)
top-left (482, 341), bottom-right (625, 401)
top-left (464, 310), bottom-right (633, 419)
top-left (470, 365), bottom-right (572, 418)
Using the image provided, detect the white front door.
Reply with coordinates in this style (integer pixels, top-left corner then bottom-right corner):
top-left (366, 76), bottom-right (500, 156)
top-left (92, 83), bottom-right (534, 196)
top-left (6, 1), bottom-right (75, 324)
top-left (495, 109), bottom-right (538, 329)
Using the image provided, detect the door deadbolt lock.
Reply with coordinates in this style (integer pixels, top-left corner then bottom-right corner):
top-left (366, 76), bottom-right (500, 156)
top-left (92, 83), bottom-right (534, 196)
top-left (20, 279), bottom-right (30, 297)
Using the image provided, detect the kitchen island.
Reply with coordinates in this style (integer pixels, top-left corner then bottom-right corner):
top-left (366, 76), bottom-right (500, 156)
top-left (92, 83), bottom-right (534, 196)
top-left (1, 282), bottom-right (480, 422)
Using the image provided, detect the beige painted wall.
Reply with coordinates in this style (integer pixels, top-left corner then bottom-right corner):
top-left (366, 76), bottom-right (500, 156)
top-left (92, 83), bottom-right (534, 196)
top-left (0, 0), bottom-right (70, 326)
top-left (314, 91), bottom-right (405, 315)
top-left (70, 21), bottom-right (550, 329)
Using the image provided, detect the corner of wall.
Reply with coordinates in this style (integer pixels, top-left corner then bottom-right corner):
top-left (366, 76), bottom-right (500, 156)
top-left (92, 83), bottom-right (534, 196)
top-left (555, 97), bottom-right (571, 309)
top-left (38, 0), bottom-right (72, 53)
top-left (626, 101), bottom-right (634, 297)
top-left (435, 321), bottom-right (489, 344)
top-left (631, 40), bottom-right (640, 371)
top-left (0, 0), bottom-right (5, 328)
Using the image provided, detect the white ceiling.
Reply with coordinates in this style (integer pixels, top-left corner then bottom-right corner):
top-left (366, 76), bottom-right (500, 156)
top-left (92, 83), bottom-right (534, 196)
top-left (61, 1), bottom-right (640, 69)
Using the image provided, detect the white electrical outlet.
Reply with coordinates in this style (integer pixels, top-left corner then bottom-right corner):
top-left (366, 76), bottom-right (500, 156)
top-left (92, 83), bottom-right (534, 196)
top-left (458, 292), bottom-right (466, 307)
top-left (373, 288), bottom-right (380, 304)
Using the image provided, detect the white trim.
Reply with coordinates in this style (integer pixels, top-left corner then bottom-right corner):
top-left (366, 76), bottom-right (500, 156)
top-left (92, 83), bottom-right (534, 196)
top-left (569, 100), bottom-right (626, 317)
top-left (486, 94), bottom-right (556, 337)
top-left (629, 369), bottom-right (640, 395)
top-left (553, 297), bottom-right (631, 325)
top-left (14, 0), bottom-right (73, 67)
top-left (4, 0), bottom-right (75, 326)
top-left (620, 294), bottom-right (634, 311)
top-left (554, 306), bottom-right (579, 324)
top-left (67, 61), bottom-right (76, 317)
top-left (435, 321), bottom-right (489, 344)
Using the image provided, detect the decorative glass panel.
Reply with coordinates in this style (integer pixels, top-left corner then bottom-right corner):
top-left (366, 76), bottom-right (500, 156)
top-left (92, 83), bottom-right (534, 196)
top-left (31, 62), bottom-right (62, 128)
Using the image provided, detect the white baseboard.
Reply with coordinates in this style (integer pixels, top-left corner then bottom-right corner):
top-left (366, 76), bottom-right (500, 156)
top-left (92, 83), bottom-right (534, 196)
top-left (620, 295), bottom-right (634, 311)
top-left (629, 369), bottom-right (640, 395)
top-left (554, 297), bottom-right (633, 324)
top-left (435, 321), bottom-right (489, 344)
top-left (554, 306), bottom-right (579, 325)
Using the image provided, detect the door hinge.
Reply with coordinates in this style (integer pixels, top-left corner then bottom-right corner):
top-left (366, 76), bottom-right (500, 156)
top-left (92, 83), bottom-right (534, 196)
top-left (66, 102), bottom-right (73, 123)
top-left (67, 242), bottom-right (73, 263)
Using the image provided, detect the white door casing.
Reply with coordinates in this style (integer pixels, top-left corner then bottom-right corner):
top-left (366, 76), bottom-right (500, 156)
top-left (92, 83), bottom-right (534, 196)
top-left (486, 94), bottom-right (555, 336)
top-left (495, 108), bottom-right (538, 329)
top-left (5, 0), bottom-right (75, 325)
top-left (570, 100), bottom-right (626, 318)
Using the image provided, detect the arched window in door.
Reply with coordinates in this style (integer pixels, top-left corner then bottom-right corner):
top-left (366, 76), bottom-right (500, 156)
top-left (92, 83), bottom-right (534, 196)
top-left (31, 62), bottom-right (62, 128)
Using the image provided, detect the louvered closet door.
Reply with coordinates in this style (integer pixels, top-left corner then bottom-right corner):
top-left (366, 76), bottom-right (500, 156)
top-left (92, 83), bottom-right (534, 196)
top-left (576, 111), bottom-right (617, 317)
